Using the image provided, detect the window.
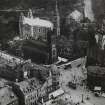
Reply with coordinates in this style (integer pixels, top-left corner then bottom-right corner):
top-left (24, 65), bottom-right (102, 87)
top-left (42, 28), bottom-right (44, 33)
top-left (37, 27), bottom-right (41, 33)
top-left (39, 28), bottom-right (41, 33)
top-left (52, 49), bottom-right (56, 56)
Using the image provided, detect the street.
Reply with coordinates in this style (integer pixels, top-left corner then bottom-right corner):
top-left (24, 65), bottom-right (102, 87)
top-left (59, 66), bottom-right (105, 105)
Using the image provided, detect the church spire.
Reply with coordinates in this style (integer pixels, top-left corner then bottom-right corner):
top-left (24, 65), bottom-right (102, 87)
top-left (19, 12), bottom-right (24, 38)
top-left (56, 0), bottom-right (60, 36)
top-left (27, 9), bottom-right (33, 19)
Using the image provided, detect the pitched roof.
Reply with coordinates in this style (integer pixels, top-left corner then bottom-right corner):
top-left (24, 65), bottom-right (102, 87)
top-left (23, 17), bottom-right (53, 30)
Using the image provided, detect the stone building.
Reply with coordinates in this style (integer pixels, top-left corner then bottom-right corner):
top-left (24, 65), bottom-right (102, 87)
top-left (51, 65), bottom-right (60, 91)
top-left (19, 9), bottom-right (53, 41)
top-left (57, 36), bottom-right (74, 59)
top-left (18, 9), bottom-right (58, 64)
top-left (57, 37), bottom-right (88, 60)
top-left (38, 65), bottom-right (60, 103)
top-left (0, 51), bottom-right (33, 82)
top-left (12, 77), bottom-right (41, 105)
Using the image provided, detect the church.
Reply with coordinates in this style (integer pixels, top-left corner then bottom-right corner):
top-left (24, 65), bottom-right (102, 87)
top-left (19, 9), bottom-right (53, 41)
top-left (18, 9), bottom-right (57, 64)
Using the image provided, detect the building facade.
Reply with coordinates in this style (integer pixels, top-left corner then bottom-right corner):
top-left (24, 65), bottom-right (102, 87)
top-left (19, 9), bottom-right (58, 64)
top-left (87, 66), bottom-right (105, 91)
top-left (19, 9), bottom-right (53, 41)
top-left (0, 86), bottom-right (18, 105)
top-left (0, 51), bottom-right (33, 82)
top-left (66, 10), bottom-right (83, 24)
top-left (13, 77), bottom-right (41, 105)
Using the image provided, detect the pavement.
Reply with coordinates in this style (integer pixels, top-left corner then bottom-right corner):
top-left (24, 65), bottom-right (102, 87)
top-left (59, 66), bottom-right (105, 105)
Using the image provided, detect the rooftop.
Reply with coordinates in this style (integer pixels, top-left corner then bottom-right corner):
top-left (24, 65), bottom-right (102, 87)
top-left (0, 50), bottom-right (24, 65)
top-left (68, 10), bottom-right (83, 22)
top-left (23, 17), bottom-right (53, 30)
top-left (16, 77), bottom-right (41, 95)
top-left (0, 86), bottom-right (18, 105)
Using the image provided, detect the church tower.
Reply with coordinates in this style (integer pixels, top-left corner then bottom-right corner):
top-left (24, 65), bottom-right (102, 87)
top-left (47, 30), bottom-right (57, 64)
top-left (51, 64), bottom-right (60, 90)
top-left (51, 35), bottom-right (57, 63)
top-left (19, 12), bottom-right (24, 39)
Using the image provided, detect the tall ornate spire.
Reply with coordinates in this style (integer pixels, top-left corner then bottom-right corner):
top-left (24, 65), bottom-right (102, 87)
top-left (56, 0), bottom-right (60, 36)
top-left (27, 9), bottom-right (33, 19)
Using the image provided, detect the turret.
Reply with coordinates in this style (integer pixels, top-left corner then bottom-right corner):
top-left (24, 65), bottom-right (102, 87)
top-left (27, 9), bottom-right (33, 19)
top-left (19, 12), bottom-right (24, 38)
